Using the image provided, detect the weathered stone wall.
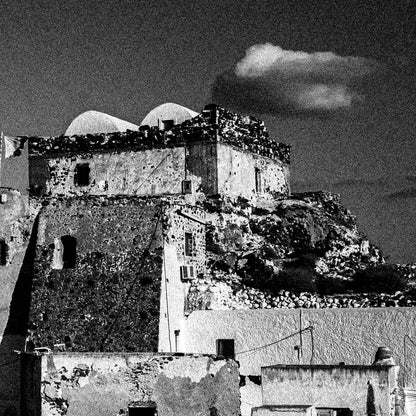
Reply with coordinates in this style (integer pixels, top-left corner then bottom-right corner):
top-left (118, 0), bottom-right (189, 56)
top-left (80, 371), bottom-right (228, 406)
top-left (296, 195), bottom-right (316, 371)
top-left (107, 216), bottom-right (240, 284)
top-left (21, 352), bottom-right (240, 416)
top-left (216, 144), bottom-right (289, 200)
top-left (261, 364), bottom-right (397, 416)
top-left (29, 196), bottom-right (164, 352)
top-left (33, 147), bottom-right (192, 197)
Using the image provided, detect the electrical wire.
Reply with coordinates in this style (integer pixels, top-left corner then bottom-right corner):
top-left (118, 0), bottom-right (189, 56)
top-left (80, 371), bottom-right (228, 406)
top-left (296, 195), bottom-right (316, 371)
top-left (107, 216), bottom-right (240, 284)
top-left (237, 326), bottom-right (314, 355)
top-left (0, 358), bottom-right (19, 368)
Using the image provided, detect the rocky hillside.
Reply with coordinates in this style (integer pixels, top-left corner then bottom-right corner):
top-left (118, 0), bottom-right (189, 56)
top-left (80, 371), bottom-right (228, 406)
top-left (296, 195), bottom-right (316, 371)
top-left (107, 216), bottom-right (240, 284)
top-left (186, 191), bottom-right (416, 311)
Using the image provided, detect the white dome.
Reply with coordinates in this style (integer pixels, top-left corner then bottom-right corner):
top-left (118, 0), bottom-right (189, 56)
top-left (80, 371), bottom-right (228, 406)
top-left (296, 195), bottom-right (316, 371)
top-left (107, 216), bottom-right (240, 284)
top-left (141, 103), bottom-right (199, 128)
top-left (65, 110), bottom-right (139, 136)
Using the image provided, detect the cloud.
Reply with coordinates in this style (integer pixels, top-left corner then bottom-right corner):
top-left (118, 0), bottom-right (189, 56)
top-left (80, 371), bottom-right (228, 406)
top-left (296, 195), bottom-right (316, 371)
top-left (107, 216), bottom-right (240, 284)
top-left (385, 188), bottom-right (416, 200)
top-left (212, 43), bottom-right (381, 114)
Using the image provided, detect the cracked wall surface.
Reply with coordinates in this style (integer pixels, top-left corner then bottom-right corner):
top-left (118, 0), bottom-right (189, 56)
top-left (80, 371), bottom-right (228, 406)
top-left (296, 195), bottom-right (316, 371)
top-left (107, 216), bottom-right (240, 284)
top-left (21, 352), bottom-right (240, 416)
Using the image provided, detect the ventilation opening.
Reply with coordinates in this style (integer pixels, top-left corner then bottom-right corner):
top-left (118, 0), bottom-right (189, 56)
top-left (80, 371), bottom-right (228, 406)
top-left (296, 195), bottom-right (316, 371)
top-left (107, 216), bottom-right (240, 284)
top-left (255, 168), bottom-right (262, 193)
top-left (184, 232), bottom-right (195, 257)
top-left (74, 163), bottom-right (90, 186)
top-left (182, 180), bottom-right (192, 194)
top-left (0, 240), bottom-right (8, 266)
top-left (216, 339), bottom-right (235, 359)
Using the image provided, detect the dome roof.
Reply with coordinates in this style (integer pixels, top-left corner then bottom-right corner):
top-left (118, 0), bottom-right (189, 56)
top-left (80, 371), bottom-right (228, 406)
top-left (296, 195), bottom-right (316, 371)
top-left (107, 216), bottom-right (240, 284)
top-left (140, 103), bottom-right (199, 127)
top-left (65, 110), bottom-right (139, 136)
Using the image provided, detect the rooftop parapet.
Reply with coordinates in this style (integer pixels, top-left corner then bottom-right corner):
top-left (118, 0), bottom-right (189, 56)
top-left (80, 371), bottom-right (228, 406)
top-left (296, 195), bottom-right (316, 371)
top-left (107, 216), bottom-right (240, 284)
top-left (24, 105), bottom-right (290, 164)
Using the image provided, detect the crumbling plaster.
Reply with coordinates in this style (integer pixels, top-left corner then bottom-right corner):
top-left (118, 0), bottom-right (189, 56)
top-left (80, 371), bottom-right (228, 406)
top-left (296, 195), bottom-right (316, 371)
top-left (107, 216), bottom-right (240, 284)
top-left (21, 352), bottom-right (240, 416)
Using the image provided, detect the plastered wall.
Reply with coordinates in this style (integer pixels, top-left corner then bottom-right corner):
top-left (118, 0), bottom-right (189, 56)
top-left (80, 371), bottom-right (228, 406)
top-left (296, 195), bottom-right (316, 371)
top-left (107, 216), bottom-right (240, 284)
top-left (181, 308), bottom-right (416, 384)
top-left (261, 364), bottom-right (397, 416)
top-left (21, 352), bottom-right (240, 416)
top-left (159, 204), bottom-right (206, 352)
top-left (34, 147), bottom-right (191, 197)
top-left (216, 144), bottom-right (290, 200)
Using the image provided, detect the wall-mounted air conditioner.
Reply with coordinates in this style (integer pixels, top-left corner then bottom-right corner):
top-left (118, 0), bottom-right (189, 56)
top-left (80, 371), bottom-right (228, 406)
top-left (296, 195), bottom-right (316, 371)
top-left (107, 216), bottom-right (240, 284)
top-left (180, 265), bottom-right (195, 281)
top-left (0, 194), bottom-right (7, 204)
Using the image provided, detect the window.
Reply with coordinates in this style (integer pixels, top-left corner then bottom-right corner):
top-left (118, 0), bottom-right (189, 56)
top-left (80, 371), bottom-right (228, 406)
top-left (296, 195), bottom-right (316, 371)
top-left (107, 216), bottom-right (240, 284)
top-left (0, 240), bottom-right (7, 266)
top-left (74, 163), bottom-right (90, 186)
top-left (184, 232), bottom-right (195, 257)
top-left (161, 119), bottom-right (175, 131)
top-left (216, 339), bottom-right (235, 359)
top-left (255, 168), bottom-right (262, 193)
top-left (317, 409), bottom-right (352, 416)
top-left (53, 235), bottom-right (77, 269)
top-left (128, 402), bottom-right (157, 416)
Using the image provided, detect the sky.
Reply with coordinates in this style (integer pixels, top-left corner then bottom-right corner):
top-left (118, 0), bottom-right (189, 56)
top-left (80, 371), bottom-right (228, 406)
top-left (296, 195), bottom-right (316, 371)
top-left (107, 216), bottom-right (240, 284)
top-left (0, 0), bottom-right (415, 263)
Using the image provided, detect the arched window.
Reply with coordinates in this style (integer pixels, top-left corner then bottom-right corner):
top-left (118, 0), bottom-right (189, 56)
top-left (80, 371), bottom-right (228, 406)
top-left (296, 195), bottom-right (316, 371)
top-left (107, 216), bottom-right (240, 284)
top-left (52, 235), bottom-right (77, 269)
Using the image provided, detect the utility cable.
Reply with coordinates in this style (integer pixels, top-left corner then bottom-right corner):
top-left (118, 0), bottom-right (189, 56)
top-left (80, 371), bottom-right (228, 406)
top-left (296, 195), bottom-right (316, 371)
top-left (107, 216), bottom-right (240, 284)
top-left (134, 152), bottom-right (172, 193)
top-left (237, 326), bottom-right (314, 355)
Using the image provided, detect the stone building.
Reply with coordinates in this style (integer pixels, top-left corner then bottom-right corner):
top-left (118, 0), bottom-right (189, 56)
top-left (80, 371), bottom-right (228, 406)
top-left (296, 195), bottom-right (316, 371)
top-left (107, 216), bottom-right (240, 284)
top-left (0, 103), bottom-right (415, 416)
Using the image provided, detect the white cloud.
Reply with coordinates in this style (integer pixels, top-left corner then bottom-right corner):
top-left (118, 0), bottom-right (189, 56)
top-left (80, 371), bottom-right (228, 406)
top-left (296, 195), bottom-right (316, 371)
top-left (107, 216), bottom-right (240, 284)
top-left (213, 43), bottom-right (380, 113)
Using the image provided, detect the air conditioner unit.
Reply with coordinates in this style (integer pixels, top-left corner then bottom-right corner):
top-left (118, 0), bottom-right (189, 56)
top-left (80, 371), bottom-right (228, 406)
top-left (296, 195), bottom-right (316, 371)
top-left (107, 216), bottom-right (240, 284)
top-left (180, 265), bottom-right (195, 281)
top-left (0, 194), bottom-right (7, 204)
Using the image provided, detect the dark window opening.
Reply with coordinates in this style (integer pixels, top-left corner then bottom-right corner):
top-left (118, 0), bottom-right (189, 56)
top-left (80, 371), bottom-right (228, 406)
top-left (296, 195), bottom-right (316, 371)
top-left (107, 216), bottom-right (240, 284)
top-left (74, 163), bottom-right (90, 186)
top-left (255, 168), bottom-right (262, 193)
top-left (216, 339), bottom-right (235, 359)
top-left (182, 180), bottom-right (192, 194)
top-left (129, 403), bottom-right (157, 416)
top-left (317, 409), bottom-right (353, 416)
top-left (0, 240), bottom-right (7, 266)
top-left (62, 235), bottom-right (77, 269)
top-left (162, 119), bottom-right (175, 131)
top-left (184, 232), bottom-right (195, 257)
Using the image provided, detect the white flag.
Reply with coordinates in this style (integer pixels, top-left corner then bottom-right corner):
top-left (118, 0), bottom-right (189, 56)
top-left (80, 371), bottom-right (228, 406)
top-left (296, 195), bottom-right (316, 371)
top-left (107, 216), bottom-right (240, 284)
top-left (3, 134), bottom-right (23, 158)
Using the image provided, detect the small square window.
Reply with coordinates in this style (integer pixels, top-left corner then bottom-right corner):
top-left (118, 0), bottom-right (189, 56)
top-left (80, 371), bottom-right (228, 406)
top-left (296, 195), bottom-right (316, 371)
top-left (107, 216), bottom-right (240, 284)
top-left (74, 163), bottom-right (90, 187)
top-left (184, 232), bottom-right (195, 257)
top-left (216, 339), bottom-right (235, 359)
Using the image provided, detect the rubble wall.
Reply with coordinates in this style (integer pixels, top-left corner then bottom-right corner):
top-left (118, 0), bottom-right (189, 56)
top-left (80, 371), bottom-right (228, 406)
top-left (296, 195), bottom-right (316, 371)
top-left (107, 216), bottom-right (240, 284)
top-left (216, 144), bottom-right (289, 199)
top-left (28, 197), bottom-right (164, 352)
top-left (21, 352), bottom-right (240, 416)
top-left (181, 308), bottom-right (416, 383)
top-left (32, 147), bottom-right (192, 197)
top-left (261, 364), bottom-right (397, 415)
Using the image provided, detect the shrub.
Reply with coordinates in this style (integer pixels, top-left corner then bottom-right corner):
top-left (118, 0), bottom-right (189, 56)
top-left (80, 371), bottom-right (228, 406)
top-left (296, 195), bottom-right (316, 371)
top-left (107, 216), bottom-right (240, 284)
top-left (316, 275), bottom-right (349, 295)
top-left (271, 267), bottom-right (316, 294)
top-left (350, 265), bottom-right (408, 293)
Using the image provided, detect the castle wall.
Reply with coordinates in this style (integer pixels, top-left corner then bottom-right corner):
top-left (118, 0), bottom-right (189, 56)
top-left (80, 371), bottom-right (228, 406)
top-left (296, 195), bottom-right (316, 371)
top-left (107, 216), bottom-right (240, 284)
top-left (32, 147), bottom-right (191, 197)
top-left (216, 143), bottom-right (289, 199)
top-left (21, 352), bottom-right (240, 416)
top-left (29, 197), bottom-right (164, 352)
top-left (261, 364), bottom-right (397, 416)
